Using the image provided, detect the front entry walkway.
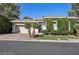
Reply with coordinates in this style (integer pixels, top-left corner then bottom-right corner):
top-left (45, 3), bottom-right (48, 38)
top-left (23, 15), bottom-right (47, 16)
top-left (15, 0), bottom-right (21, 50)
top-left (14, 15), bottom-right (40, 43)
top-left (0, 33), bottom-right (32, 40)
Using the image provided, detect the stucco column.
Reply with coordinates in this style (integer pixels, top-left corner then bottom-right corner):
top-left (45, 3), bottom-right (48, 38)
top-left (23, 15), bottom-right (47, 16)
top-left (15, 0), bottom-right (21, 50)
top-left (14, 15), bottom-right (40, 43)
top-left (69, 21), bottom-right (70, 31)
top-left (12, 24), bottom-right (16, 33)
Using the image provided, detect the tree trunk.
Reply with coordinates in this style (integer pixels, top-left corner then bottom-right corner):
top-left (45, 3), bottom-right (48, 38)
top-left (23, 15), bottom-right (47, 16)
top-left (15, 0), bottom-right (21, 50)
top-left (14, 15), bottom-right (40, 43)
top-left (28, 27), bottom-right (31, 37)
top-left (33, 28), bottom-right (35, 37)
top-left (48, 32), bottom-right (51, 36)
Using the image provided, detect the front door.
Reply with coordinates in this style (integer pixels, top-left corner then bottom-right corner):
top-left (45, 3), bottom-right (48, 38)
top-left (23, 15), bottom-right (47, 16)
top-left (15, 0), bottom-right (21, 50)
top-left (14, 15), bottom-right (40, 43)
top-left (53, 22), bottom-right (57, 30)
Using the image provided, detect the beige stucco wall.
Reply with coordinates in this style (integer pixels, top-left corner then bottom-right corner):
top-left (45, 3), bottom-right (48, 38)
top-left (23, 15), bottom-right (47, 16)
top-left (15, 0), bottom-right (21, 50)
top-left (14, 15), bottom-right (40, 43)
top-left (30, 27), bottom-right (33, 34)
top-left (30, 28), bottom-right (39, 34)
top-left (35, 29), bottom-right (39, 34)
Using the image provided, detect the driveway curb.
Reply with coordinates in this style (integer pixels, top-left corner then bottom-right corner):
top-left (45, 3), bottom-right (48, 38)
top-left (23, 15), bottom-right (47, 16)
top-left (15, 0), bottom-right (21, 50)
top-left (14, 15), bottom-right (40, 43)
top-left (0, 39), bottom-right (79, 43)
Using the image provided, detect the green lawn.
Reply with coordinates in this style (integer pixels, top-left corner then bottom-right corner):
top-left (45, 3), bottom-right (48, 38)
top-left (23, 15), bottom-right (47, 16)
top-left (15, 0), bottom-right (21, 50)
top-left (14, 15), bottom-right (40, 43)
top-left (36, 35), bottom-right (79, 40)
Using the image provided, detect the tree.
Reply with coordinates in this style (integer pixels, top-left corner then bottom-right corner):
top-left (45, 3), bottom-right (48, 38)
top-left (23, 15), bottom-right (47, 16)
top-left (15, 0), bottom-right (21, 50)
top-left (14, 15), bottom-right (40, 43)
top-left (69, 3), bottom-right (79, 17)
top-left (23, 16), bottom-right (33, 20)
top-left (67, 10), bottom-right (76, 16)
top-left (0, 15), bottom-right (12, 33)
top-left (25, 22), bottom-right (31, 37)
top-left (0, 3), bottom-right (20, 34)
top-left (75, 9), bottom-right (79, 17)
top-left (72, 3), bottom-right (79, 10)
top-left (32, 22), bottom-right (40, 36)
top-left (0, 3), bottom-right (19, 19)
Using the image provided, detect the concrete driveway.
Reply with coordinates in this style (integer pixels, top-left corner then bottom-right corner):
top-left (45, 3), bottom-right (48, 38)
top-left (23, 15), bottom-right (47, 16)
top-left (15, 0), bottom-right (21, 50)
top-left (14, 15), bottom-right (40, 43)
top-left (0, 41), bottom-right (79, 55)
top-left (0, 34), bottom-right (32, 40)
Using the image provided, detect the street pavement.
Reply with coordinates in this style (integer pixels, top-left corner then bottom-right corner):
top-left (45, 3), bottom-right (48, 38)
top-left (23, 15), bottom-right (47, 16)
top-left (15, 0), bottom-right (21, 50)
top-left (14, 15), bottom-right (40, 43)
top-left (0, 41), bottom-right (79, 55)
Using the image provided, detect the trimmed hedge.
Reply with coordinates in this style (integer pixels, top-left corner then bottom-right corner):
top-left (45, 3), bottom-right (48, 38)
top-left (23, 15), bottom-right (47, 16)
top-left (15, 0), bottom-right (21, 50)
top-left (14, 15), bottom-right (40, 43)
top-left (69, 19), bottom-right (76, 34)
top-left (44, 18), bottom-right (53, 35)
top-left (43, 18), bottom-right (76, 35)
top-left (57, 18), bottom-right (69, 35)
top-left (42, 30), bottom-right (49, 35)
top-left (50, 30), bottom-right (60, 35)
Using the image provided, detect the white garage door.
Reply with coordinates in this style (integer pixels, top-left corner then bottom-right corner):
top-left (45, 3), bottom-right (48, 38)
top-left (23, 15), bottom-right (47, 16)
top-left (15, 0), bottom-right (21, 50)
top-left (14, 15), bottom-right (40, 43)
top-left (19, 26), bottom-right (28, 33)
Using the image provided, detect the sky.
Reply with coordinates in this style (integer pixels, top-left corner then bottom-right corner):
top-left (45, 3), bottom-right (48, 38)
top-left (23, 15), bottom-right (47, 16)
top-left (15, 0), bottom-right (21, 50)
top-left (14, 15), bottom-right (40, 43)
top-left (19, 3), bottom-right (71, 19)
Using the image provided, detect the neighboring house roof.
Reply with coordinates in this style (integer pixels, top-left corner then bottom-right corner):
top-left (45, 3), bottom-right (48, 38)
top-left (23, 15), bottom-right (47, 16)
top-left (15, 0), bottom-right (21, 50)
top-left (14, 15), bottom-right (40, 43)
top-left (11, 16), bottom-right (79, 23)
top-left (11, 19), bottom-right (22, 22)
top-left (11, 19), bottom-right (43, 23)
top-left (43, 16), bottom-right (78, 19)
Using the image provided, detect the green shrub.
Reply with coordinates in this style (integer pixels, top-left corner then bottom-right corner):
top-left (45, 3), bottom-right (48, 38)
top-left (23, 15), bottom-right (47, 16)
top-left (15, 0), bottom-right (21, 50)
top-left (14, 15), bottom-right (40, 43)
top-left (0, 15), bottom-right (12, 34)
top-left (69, 19), bottom-right (76, 34)
top-left (25, 22), bottom-right (31, 28)
top-left (61, 31), bottom-right (68, 35)
top-left (32, 23), bottom-right (40, 29)
top-left (57, 18), bottom-right (69, 35)
top-left (42, 30), bottom-right (49, 35)
top-left (50, 30), bottom-right (60, 35)
top-left (75, 25), bottom-right (79, 29)
top-left (68, 31), bottom-right (74, 34)
top-left (44, 18), bottom-right (53, 35)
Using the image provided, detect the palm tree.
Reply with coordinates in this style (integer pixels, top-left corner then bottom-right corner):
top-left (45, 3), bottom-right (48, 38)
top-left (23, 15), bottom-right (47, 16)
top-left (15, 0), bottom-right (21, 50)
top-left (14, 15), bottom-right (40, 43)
top-left (32, 20), bottom-right (40, 37)
top-left (24, 16), bottom-right (33, 37)
top-left (32, 23), bottom-right (35, 37)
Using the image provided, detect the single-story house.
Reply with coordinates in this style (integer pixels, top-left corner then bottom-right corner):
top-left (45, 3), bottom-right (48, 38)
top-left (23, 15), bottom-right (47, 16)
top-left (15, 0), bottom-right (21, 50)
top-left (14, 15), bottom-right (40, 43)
top-left (11, 16), bottom-right (79, 34)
